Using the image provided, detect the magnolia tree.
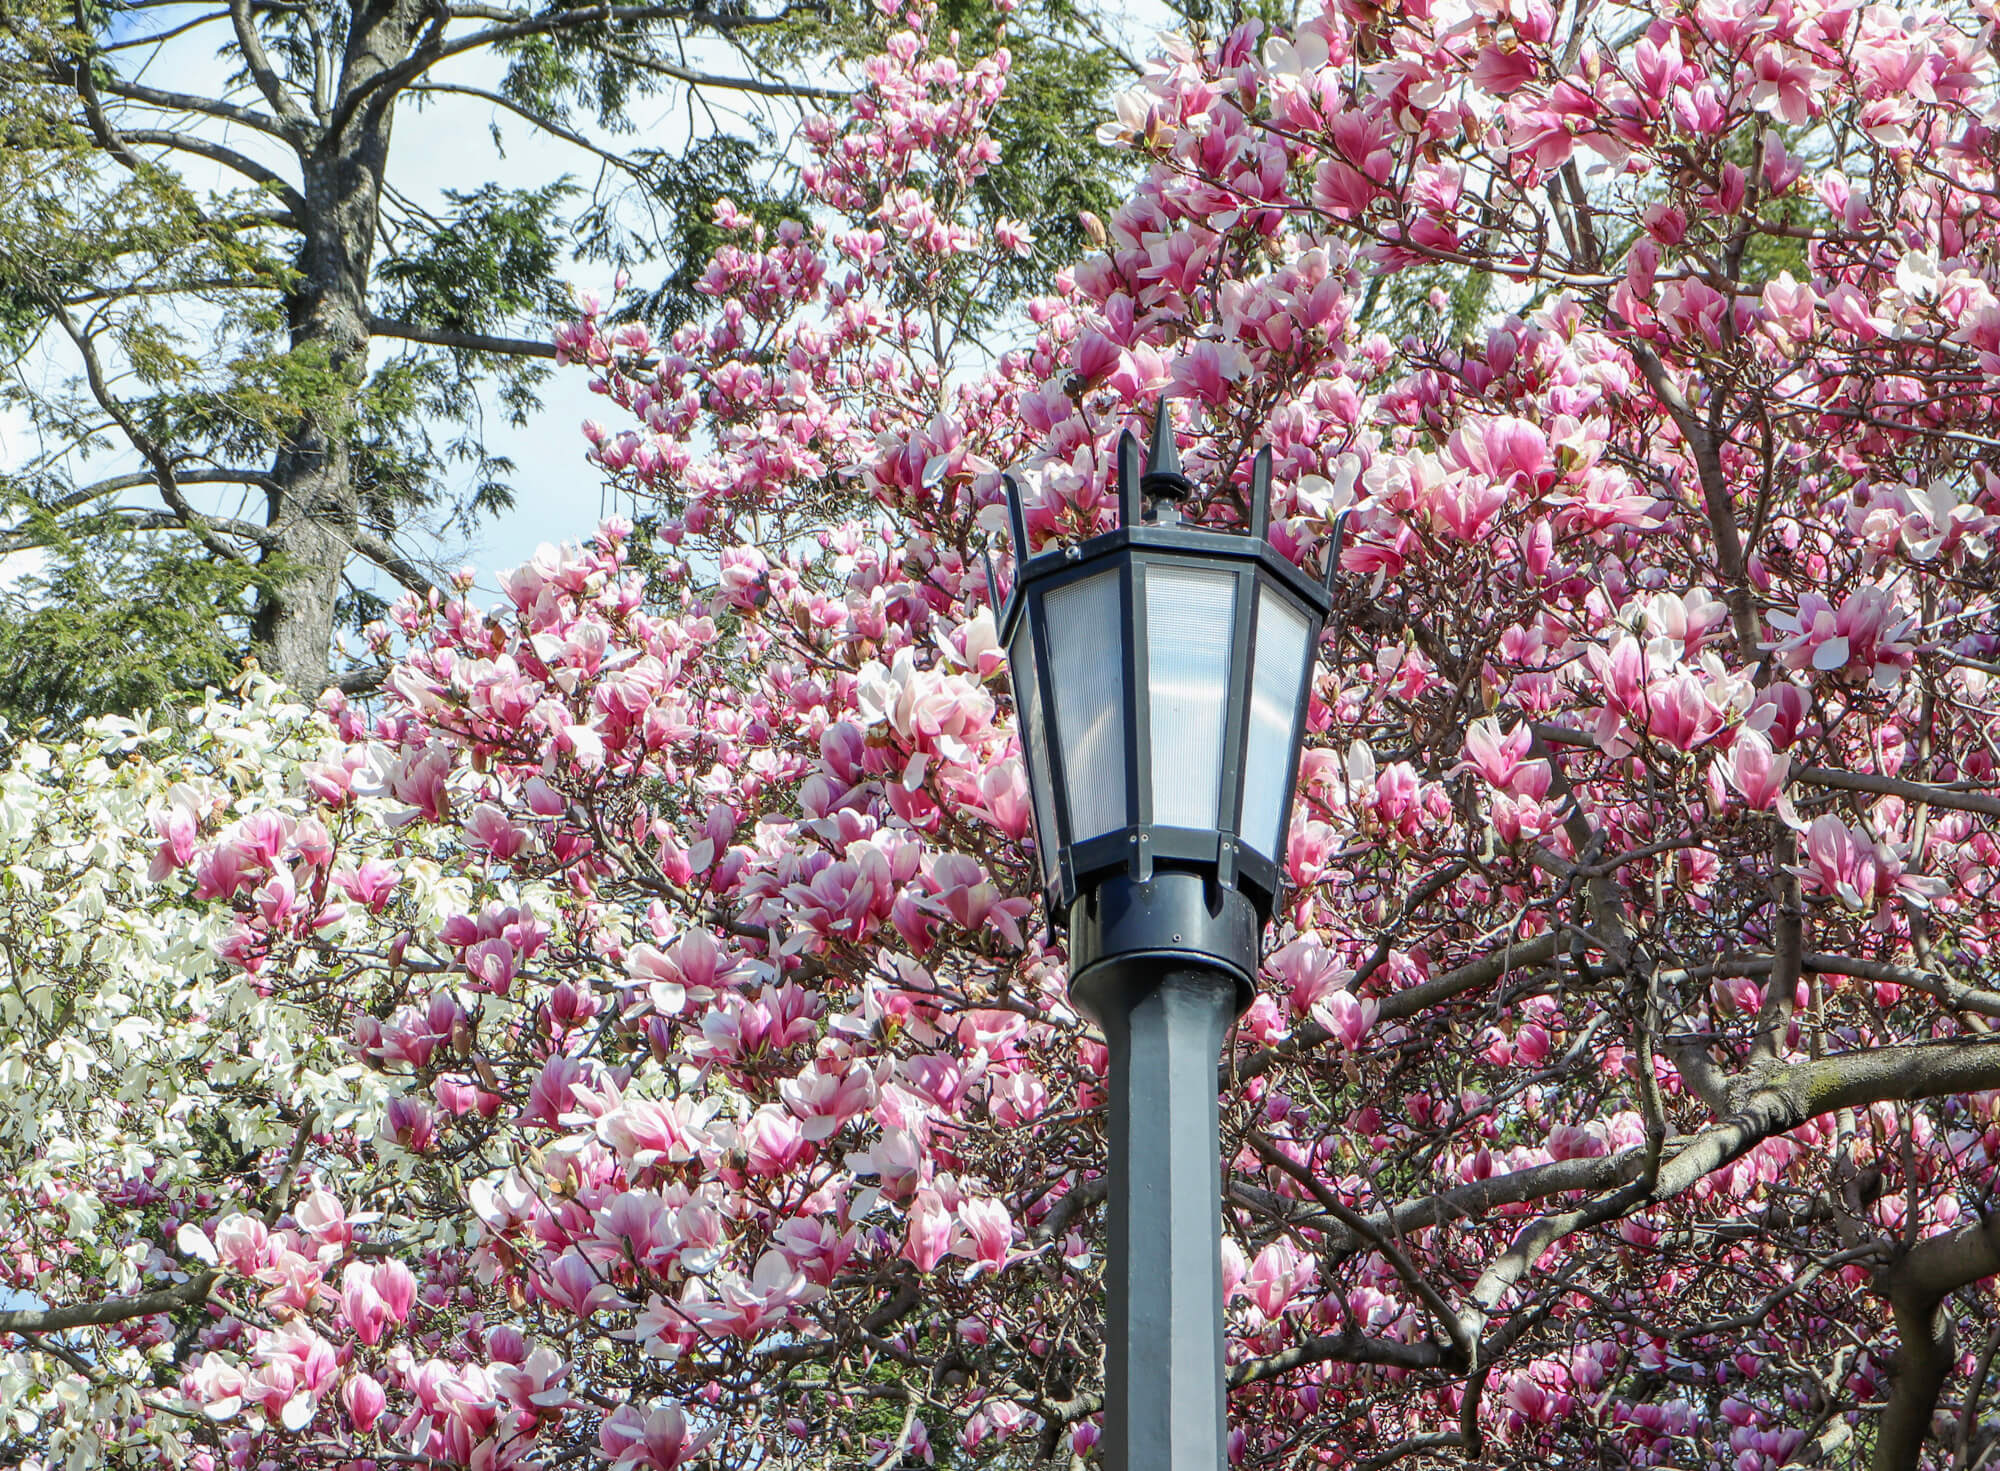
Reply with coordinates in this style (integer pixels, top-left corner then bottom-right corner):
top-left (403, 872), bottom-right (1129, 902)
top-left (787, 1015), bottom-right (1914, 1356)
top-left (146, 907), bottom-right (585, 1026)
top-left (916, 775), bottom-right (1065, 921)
top-left (8, 0), bottom-right (2000, 1468)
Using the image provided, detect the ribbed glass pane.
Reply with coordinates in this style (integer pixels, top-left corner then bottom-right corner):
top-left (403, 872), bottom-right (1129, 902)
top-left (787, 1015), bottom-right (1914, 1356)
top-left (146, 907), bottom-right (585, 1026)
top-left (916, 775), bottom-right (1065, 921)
top-left (1145, 565), bottom-right (1238, 830)
top-left (1008, 627), bottom-right (1059, 881)
top-left (1044, 571), bottom-right (1129, 842)
top-left (1241, 586), bottom-right (1314, 859)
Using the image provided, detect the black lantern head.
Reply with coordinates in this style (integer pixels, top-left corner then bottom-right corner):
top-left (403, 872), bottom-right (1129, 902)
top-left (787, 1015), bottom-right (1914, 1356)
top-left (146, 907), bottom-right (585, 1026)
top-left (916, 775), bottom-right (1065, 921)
top-left (997, 408), bottom-right (1337, 1006)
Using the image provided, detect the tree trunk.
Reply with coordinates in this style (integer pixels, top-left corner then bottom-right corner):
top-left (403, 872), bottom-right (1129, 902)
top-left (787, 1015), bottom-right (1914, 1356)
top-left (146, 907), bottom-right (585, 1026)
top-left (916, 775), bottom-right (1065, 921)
top-left (248, 0), bottom-right (425, 696)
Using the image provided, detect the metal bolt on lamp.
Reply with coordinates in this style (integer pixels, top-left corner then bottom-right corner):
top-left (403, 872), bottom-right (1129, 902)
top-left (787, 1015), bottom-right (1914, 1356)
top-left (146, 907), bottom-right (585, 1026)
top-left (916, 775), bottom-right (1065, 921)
top-left (993, 408), bottom-right (1336, 1471)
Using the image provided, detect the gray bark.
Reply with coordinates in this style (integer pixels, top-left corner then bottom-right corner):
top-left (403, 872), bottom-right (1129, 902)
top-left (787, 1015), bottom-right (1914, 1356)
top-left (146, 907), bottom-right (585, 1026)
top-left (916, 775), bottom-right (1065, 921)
top-left (247, 1), bottom-right (430, 696)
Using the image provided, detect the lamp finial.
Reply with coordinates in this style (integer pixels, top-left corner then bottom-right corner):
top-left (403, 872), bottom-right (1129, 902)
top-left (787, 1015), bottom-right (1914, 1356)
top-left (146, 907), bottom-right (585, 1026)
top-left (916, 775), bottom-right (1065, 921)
top-left (1140, 400), bottom-right (1195, 510)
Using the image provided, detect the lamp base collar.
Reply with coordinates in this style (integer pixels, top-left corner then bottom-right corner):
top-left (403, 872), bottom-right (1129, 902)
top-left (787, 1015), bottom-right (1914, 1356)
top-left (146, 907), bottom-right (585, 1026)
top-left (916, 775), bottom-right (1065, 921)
top-left (1065, 870), bottom-right (1260, 1020)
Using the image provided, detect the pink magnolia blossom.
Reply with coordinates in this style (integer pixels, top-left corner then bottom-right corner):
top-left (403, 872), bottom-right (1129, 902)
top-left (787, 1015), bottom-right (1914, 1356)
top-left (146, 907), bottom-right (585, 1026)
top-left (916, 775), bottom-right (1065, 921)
top-left (903, 1187), bottom-right (958, 1272)
top-left (1723, 728), bottom-right (1791, 811)
top-left (598, 1401), bottom-right (714, 1471)
top-left (1791, 815), bottom-right (1946, 915)
top-left (955, 1196), bottom-right (1014, 1271)
top-left (1768, 588), bottom-right (1920, 690)
top-left (340, 1372), bottom-right (386, 1433)
top-left (1246, 1238), bottom-right (1316, 1318)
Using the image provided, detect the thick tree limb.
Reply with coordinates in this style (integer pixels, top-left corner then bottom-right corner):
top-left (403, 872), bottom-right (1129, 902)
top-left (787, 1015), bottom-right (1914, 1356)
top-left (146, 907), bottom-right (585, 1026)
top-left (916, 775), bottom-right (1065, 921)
top-left (344, 527), bottom-right (439, 596)
top-left (1377, 930), bottom-right (1567, 1024)
top-left (1789, 764), bottom-right (2000, 821)
top-left (1875, 1210), bottom-right (2000, 1471)
top-left (0, 1272), bottom-right (218, 1336)
top-left (89, 71), bottom-right (293, 140)
top-left (333, 663), bottom-right (389, 696)
top-left (1795, 1040), bottom-right (2000, 1117)
top-left (1234, 1147), bottom-right (1646, 1253)
top-left (1355, 1434), bottom-right (1467, 1471)
top-left (1231, 1329), bottom-right (1447, 1383)
top-left (116, 129), bottom-right (307, 214)
top-left (1459, 1040), bottom-right (2000, 1348)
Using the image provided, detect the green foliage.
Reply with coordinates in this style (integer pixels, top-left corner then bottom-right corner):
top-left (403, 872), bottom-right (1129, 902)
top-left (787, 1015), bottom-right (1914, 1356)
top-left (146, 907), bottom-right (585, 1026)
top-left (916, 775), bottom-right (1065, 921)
top-left (1730, 133), bottom-right (1818, 289)
top-left (615, 132), bottom-right (809, 332)
top-left (0, 520), bottom-right (252, 740)
top-left (378, 182), bottom-right (578, 335)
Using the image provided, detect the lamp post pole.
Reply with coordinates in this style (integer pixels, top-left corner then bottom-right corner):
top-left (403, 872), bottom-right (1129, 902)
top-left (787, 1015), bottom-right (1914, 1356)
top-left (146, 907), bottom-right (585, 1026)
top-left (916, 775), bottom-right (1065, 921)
top-left (1068, 872), bottom-right (1260, 1471)
top-left (995, 408), bottom-right (1334, 1471)
top-left (1090, 966), bottom-right (1238, 1468)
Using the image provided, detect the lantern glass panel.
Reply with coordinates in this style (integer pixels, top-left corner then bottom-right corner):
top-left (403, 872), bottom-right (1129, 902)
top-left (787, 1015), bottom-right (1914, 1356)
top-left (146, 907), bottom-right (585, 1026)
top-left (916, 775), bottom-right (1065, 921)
top-left (1008, 627), bottom-right (1060, 882)
top-left (1240, 585), bottom-right (1314, 860)
top-left (1144, 563), bottom-right (1238, 830)
top-left (1043, 570), bottom-right (1130, 843)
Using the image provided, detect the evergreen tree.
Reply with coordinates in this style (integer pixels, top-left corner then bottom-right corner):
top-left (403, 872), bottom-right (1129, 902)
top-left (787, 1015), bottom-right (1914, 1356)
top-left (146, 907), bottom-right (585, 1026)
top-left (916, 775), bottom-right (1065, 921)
top-left (0, 0), bottom-right (1127, 728)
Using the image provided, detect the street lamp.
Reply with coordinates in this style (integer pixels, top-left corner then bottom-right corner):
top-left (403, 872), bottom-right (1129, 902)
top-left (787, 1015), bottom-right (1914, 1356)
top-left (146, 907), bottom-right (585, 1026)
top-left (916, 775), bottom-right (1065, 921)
top-left (994, 408), bottom-right (1335, 1470)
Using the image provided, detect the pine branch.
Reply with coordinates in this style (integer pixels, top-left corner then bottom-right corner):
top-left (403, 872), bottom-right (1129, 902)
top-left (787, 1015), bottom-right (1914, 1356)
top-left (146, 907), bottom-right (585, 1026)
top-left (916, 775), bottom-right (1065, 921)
top-left (45, 304), bottom-right (257, 571)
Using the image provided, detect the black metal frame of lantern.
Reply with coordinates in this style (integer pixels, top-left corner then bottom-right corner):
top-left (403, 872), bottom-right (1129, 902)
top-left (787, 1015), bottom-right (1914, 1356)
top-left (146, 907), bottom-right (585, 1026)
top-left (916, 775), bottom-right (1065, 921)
top-left (992, 411), bottom-right (1335, 1471)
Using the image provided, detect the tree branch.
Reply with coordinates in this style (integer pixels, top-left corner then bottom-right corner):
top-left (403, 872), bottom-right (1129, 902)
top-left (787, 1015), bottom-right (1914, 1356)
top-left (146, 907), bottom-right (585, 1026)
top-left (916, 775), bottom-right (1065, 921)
top-left (116, 129), bottom-right (307, 215)
top-left (1619, 339), bottom-right (1763, 663)
top-left (227, 0), bottom-right (315, 134)
top-left (1231, 1328), bottom-right (1447, 1383)
top-left (1248, 1132), bottom-right (1475, 1365)
top-left (0, 1272), bottom-right (218, 1336)
top-left (330, 2), bottom-right (824, 138)
top-left (1876, 1210), bottom-right (2000, 1471)
top-left (46, 304), bottom-right (256, 571)
top-left (1446, 1040), bottom-right (2000, 1350)
top-left (594, 39), bottom-right (850, 99)
top-left (28, 467), bottom-right (279, 516)
top-left (368, 316), bottom-right (556, 359)
top-left (1233, 1147), bottom-right (1645, 1254)
top-left (405, 82), bottom-right (665, 182)
top-left (1790, 764), bottom-right (2000, 821)
top-left (3, 508), bottom-right (277, 553)
top-left (89, 70), bottom-right (295, 141)
top-left (1234, 931), bottom-right (1566, 1084)
top-left (346, 527), bottom-right (440, 596)
top-left (1532, 721), bottom-right (2000, 821)
top-left (1695, 951), bottom-right (2000, 1021)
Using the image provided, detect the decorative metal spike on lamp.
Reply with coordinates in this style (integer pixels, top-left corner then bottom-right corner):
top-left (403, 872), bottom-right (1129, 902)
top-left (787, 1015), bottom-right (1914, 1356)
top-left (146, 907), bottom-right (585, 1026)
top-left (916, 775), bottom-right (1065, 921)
top-left (993, 407), bottom-right (1336, 1471)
